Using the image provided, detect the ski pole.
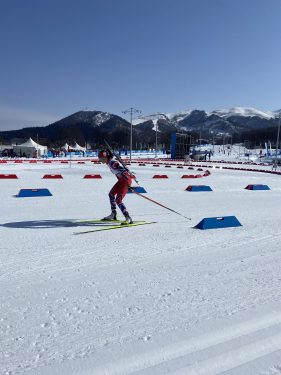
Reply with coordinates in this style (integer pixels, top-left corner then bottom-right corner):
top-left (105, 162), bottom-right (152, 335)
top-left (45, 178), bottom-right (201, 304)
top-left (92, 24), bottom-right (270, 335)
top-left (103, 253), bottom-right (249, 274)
top-left (131, 189), bottom-right (191, 221)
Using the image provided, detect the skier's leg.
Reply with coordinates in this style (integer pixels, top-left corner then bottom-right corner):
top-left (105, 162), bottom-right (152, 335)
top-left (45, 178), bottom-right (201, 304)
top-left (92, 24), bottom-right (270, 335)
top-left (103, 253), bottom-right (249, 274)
top-left (109, 192), bottom-right (117, 211)
top-left (116, 180), bottom-right (133, 223)
top-left (103, 182), bottom-right (118, 220)
top-left (109, 181), bottom-right (119, 210)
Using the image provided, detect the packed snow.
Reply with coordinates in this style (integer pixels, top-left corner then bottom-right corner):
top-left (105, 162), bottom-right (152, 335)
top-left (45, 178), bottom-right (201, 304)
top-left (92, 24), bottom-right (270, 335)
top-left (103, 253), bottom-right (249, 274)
top-left (132, 113), bottom-right (168, 126)
top-left (0, 157), bottom-right (281, 375)
top-left (208, 107), bottom-right (275, 119)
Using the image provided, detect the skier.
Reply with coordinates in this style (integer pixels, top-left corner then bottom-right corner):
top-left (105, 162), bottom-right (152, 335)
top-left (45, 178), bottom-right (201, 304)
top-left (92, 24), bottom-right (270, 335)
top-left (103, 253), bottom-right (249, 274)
top-left (98, 149), bottom-right (134, 224)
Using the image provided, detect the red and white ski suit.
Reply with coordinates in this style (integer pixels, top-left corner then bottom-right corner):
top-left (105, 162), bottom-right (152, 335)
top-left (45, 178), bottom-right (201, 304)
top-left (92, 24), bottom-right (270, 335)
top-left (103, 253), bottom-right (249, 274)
top-left (107, 158), bottom-right (133, 215)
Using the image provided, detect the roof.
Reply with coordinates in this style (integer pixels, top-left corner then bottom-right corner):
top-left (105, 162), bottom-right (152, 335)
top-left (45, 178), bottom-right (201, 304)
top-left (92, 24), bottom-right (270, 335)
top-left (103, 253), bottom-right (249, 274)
top-left (16, 138), bottom-right (46, 148)
top-left (72, 143), bottom-right (86, 150)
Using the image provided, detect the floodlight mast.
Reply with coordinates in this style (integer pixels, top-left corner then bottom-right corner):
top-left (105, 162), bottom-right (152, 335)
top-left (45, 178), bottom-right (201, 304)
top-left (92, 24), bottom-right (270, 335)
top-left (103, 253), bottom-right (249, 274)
top-left (274, 112), bottom-right (281, 170)
top-left (122, 107), bottom-right (141, 161)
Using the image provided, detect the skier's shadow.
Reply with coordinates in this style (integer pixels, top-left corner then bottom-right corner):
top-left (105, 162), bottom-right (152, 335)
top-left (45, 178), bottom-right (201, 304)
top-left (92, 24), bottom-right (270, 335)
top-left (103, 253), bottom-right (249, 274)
top-left (0, 219), bottom-right (115, 229)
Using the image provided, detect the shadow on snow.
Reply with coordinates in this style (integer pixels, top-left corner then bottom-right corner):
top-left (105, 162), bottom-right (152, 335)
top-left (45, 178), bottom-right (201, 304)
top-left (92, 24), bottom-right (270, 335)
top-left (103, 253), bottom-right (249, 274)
top-left (0, 220), bottom-right (118, 229)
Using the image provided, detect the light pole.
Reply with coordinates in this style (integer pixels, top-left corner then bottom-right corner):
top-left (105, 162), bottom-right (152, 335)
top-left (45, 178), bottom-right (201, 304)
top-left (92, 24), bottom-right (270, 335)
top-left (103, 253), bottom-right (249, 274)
top-left (155, 121), bottom-right (158, 158)
top-left (209, 130), bottom-right (215, 155)
top-left (122, 107), bottom-right (141, 161)
top-left (154, 113), bottom-right (167, 158)
top-left (36, 133), bottom-right (39, 158)
top-left (273, 113), bottom-right (281, 170)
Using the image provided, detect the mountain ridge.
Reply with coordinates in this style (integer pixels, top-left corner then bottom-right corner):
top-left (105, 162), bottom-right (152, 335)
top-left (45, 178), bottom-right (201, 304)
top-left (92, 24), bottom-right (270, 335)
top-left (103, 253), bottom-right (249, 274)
top-left (0, 107), bottom-right (280, 148)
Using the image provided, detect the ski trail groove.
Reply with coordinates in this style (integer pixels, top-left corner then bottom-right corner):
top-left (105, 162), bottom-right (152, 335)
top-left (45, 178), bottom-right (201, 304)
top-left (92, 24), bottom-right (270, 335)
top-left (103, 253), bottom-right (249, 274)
top-left (171, 333), bottom-right (281, 375)
top-left (1, 231), bottom-right (281, 281)
top-left (91, 311), bottom-right (281, 375)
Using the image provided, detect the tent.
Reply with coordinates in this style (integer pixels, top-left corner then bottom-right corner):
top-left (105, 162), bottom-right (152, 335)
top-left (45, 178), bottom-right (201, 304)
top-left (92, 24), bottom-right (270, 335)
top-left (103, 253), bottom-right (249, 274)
top-left (72, 142), bottom-right (86, 151)
top-left (61, 143), bottom-right (70, 151)
top-left (13, 138), bottom-right (47, 158)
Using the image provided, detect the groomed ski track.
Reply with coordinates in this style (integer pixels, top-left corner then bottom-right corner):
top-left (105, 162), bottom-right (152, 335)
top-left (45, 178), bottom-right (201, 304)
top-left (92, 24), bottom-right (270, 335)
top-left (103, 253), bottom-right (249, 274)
top-left (78, 310), bottom-right (281, 375)
top-left (6, 230), bottom-right (281, 375)
top-left (0, 160), bottom-right (281, 374)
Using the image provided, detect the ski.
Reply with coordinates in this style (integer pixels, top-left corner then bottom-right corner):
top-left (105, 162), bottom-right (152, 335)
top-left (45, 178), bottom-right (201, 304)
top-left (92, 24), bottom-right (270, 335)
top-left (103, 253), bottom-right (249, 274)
top-left (73, 221), bottom-right (156, 235)
top-left (77, 219), bottom-right (123, 223)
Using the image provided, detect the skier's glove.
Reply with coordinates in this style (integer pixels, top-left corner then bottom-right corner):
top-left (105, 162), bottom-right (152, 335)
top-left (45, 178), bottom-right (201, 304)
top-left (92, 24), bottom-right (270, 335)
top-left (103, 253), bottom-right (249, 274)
top-left (128, 186), bottom-right (134, 192)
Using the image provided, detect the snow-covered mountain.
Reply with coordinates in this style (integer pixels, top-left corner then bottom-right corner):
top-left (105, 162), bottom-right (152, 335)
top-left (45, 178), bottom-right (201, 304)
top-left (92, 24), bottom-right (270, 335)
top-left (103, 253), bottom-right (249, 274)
top-left (132, 107), bottom-right (279, 135)
top-left (0, 107), bottom-right (279, 147)
top-left (132, 110), bottom-right (193, 127)
top-left (53, 110), bottom-right (115, 127)
top-left (209, 107), bottom-right (275, 119)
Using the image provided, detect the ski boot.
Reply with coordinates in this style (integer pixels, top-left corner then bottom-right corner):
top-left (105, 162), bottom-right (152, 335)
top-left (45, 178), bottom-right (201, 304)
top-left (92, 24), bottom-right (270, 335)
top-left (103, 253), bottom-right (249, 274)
top-left (102, 210), bottom-right (117, 221)
top-left (122, 213), bottom-right (133, 225)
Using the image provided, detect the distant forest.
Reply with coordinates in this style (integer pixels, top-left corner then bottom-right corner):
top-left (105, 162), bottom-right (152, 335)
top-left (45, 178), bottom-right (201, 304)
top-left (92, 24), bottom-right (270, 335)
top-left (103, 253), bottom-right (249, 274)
top-left (0, 124), bottom-right (279, 150)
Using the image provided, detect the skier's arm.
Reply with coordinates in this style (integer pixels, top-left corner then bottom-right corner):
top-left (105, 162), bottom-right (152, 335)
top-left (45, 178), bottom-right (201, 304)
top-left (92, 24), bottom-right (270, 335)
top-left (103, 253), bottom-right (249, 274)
top-left (121, 170), bottom-right (135, 181)
top-left (110, 160), bottom-right (130, 179)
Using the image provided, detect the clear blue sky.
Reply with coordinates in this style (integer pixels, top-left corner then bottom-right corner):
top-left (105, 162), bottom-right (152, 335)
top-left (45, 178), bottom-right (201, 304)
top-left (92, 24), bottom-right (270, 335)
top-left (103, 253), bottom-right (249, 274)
top-left (1, 0), bottom-right (281, 130)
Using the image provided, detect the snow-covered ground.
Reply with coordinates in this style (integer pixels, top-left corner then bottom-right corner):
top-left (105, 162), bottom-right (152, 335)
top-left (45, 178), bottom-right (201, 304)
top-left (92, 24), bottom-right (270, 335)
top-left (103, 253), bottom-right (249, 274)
top-left (1, 159), bottom-right (281, 375)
